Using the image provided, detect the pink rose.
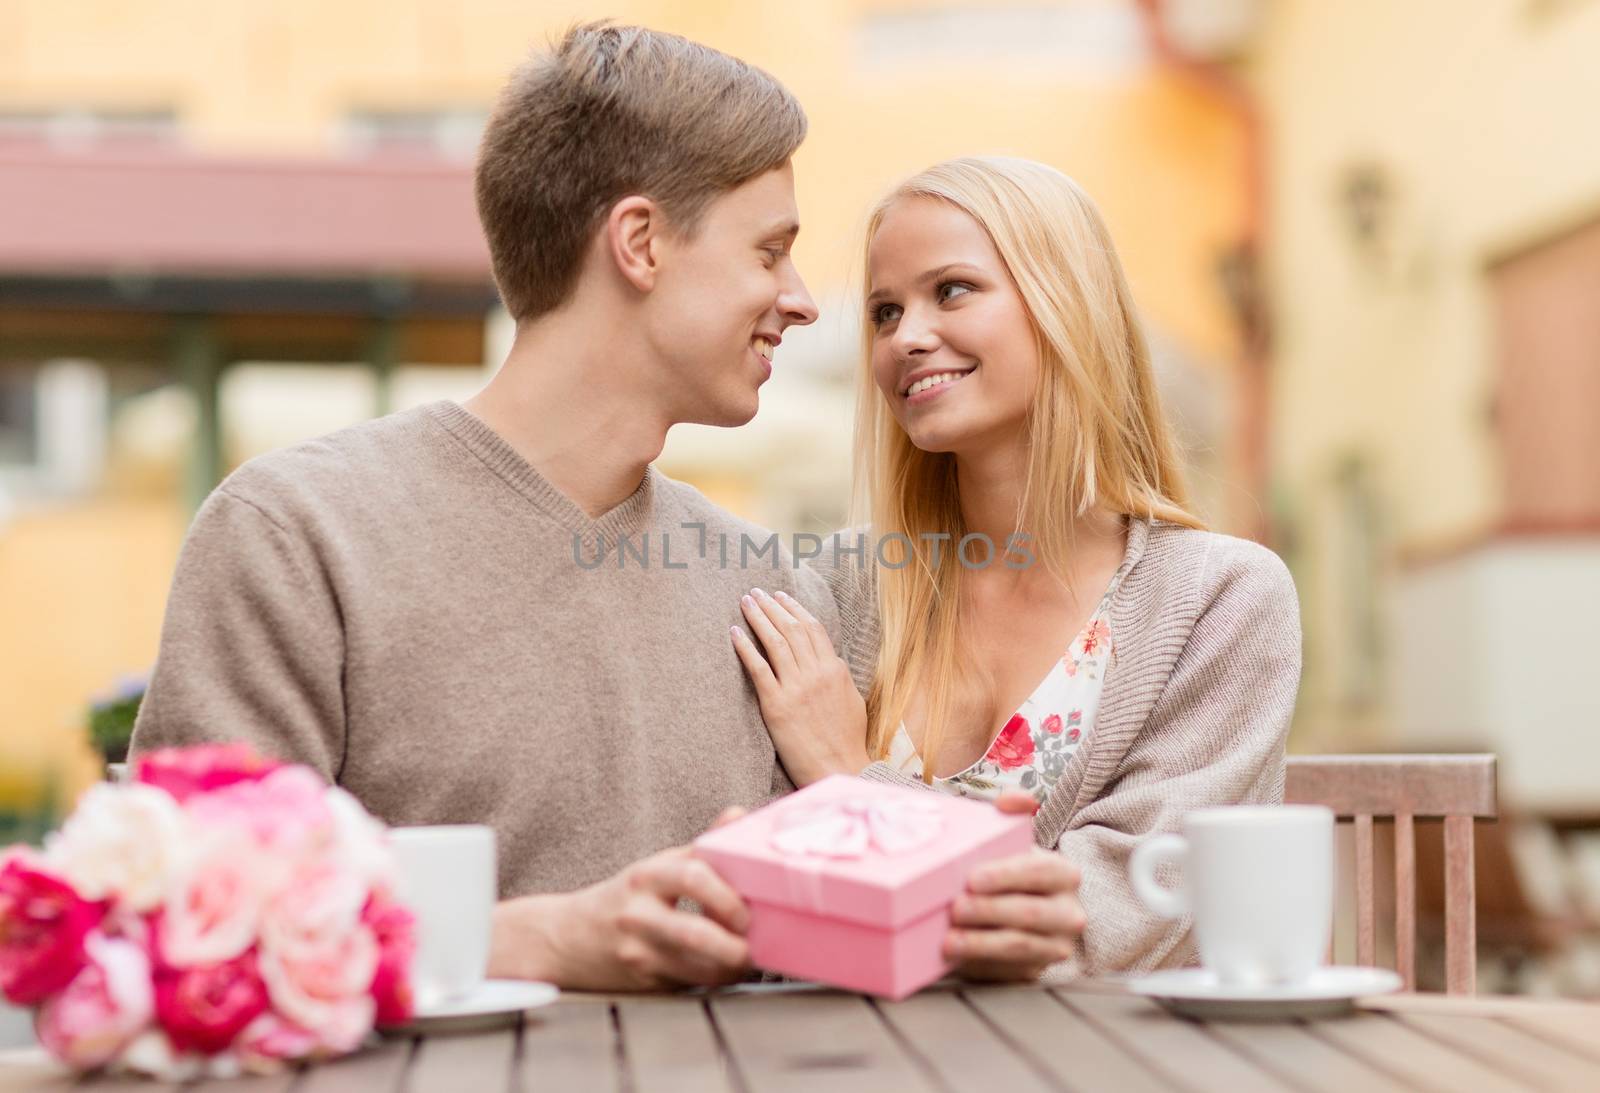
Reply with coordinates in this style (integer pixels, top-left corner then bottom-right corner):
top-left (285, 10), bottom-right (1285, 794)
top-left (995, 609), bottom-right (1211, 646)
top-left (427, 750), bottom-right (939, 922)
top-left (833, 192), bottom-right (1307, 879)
top-left (153, 949), bottom-right (270, 1055)
top-left (237, 1012), bottom-right (322, 1071)
top-left (135, 743), bottom-right (283, 804)
top-left (261, 855), bottom-right (367, 962)
top-left (186, 767), bottom-right (333, 853)
top-left (35, 933), bottom-right (154, 1070)
top-left (1042, 714), bottom-right (1063, 735)
top-left (157, 832), bottom-right (266, 967)
top-left (985, 715), bottom-right (1036, 771)
top-left (258, 925), bottom-right (377, 1054)
top-left (362, 890), bottom-right (415, 1027)
top-left (0, 849), bottom-right (106, 1005)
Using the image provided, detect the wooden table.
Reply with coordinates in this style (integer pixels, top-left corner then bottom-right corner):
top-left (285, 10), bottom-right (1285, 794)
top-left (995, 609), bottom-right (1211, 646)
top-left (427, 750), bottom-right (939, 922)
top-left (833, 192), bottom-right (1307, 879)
top-left (3, 983), bottom-right (1599, 1092)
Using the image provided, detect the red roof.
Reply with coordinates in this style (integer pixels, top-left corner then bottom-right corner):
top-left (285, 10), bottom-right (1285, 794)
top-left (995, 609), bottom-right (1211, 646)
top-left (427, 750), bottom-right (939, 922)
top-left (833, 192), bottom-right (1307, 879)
top-left (0, 147), bottom-right (492, 279)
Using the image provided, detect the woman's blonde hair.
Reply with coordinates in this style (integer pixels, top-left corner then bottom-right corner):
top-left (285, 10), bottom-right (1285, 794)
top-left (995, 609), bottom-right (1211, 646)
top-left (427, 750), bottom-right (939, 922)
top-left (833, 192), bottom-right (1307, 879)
top-left (854, 156), bottom-right (1203, 771)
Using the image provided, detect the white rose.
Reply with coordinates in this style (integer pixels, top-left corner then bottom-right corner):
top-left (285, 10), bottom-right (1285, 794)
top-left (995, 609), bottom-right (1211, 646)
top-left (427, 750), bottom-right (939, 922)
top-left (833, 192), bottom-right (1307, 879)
top-left (325, 787), bottom-right (396, 889)
top-left (47, 783), bottom-right (186, 911)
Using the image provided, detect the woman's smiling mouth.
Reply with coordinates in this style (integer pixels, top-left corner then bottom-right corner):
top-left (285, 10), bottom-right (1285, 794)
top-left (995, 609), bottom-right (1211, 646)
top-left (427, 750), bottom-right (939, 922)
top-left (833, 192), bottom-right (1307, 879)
top-left (902, 367), bottom-right (976, 402)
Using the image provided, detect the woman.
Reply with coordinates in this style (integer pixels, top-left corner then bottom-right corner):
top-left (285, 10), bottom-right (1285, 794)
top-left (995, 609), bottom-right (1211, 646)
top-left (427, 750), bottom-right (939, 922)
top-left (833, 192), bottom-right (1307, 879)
top-left (731, 157), bottom-right (1301, 978)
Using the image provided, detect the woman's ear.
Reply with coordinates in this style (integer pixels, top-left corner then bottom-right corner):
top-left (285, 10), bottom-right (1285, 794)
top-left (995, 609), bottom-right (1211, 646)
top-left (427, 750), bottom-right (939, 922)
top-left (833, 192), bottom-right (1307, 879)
top-left (606, 195), bottom-right (661, 293)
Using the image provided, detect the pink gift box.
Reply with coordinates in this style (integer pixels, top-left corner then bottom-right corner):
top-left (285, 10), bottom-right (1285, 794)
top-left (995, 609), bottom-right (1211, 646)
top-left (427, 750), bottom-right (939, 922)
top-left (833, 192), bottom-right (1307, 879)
top-left (693, 774), bottom-right (1034, 999)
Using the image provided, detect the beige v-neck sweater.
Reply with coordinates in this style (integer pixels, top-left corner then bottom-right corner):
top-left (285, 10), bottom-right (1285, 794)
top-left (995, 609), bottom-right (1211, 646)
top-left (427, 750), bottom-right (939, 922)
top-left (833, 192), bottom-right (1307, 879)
top-left (821, 517), bottom-right (1303, 977)
top-left (130, 402), bottom-right (836, 898)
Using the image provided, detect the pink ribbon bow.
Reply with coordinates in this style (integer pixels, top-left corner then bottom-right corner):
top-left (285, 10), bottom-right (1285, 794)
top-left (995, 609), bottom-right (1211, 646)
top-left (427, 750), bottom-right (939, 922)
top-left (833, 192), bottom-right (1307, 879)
top-left (769, 796), bottom-right (943, 859)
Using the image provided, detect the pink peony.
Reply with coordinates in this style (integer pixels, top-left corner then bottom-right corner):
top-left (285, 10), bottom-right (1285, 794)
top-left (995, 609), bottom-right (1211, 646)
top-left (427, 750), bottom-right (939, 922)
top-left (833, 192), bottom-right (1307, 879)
top-left (236, 1012), bottom-right (322, 1071)
top-left (156, 832), bottom-right (267, 968)
top-left (985, 715), bottom-right (1036, 771)
top-left (35, 933), bottom-right (154, 1070)
top-left (258, 924), bottom-right (377, 1053)
top-left (186, 766), bottom-right (333, 853)
top-left (362, 890), bottom-right (415, 1027)
top-left (134, 743), bottom-right (283, 804)
top-left (0, 849), bottom-right (106, 1005)
top-left (153, 948), bottom-right (270, 1055)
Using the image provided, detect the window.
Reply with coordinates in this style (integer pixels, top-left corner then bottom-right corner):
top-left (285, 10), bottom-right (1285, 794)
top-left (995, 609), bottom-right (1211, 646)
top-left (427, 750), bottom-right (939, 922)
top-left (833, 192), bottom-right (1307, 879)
top-left (341, 109), bottom-right (487, 161)
top-left (856, 3), bottom-right (1148, 75)
top-left (0, 108), bottom-right (178, 150)
top-left (1491, 215), bottom-right (1600, 527)
top-left (0, 367), bottom-right (38, 465)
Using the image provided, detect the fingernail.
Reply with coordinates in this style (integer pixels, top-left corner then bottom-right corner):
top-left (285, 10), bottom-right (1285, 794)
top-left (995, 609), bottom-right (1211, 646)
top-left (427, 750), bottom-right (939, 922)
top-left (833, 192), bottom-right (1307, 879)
top-left (730, 626), bottom-right (741, 640)
top-left (742, 594), bottom-right (754, 607)
top-left (775, 590), bottom-right (792, 601)
top-left (945, 931), bottom-right (964, 959)
top-left (752, 587), bottom-right (768, 599)
top-left (951, 897), bottom-right (971, 919)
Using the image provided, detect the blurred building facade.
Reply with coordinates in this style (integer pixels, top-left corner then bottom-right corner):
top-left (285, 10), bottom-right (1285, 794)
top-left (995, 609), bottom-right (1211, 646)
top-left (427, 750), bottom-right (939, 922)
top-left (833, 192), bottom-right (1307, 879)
top-left (1, 0), bottom-right (1253, 808)
top-left (1255, 0), bottom-right (1600, 814)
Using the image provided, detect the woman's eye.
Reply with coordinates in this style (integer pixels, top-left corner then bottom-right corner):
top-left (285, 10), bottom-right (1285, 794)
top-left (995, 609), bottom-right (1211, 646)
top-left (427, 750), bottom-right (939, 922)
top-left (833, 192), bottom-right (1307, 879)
top-left (872, 303), bottom-right (902, 326)
top-left (937, 282), bottom-right (973, 303)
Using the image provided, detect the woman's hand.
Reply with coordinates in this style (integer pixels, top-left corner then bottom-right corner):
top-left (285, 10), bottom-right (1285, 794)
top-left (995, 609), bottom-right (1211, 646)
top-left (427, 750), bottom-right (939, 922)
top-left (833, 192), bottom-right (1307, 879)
top-left (947, 793), bottom-right (1085, 980)
top-left (731, 588), bottom-right (870, 787)
top-left (946, 848), bottom-right (1085, 981)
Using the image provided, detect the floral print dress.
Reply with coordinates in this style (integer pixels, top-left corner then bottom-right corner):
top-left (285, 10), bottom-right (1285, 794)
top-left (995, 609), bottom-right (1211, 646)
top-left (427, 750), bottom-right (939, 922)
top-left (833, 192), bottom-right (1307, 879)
top-left (885, 573), bottom-right (1121, 806)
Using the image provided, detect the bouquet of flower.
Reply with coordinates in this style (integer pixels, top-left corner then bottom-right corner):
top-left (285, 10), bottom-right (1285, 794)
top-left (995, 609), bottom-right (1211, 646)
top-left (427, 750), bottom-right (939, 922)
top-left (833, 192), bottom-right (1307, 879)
top-left (0, 743), bottom-right (415, 1079)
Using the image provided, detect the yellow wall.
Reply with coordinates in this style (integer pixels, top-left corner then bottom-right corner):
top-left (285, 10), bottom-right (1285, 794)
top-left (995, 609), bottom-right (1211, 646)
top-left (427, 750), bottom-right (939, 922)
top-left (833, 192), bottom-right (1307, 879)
top-left (0, 500), bottom-right (184, 809)
top-left (1258, 0), bottom-right (1600, 547)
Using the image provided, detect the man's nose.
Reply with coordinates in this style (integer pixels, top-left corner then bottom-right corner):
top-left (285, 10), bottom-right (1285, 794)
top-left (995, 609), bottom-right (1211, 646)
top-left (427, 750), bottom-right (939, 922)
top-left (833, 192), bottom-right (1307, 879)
top-left (779, 266), bottom-right (819, 328)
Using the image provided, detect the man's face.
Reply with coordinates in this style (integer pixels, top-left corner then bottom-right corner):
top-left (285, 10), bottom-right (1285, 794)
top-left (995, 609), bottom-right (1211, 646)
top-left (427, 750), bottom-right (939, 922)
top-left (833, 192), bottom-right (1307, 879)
top-left (644, 163), bottom-right (819, 427)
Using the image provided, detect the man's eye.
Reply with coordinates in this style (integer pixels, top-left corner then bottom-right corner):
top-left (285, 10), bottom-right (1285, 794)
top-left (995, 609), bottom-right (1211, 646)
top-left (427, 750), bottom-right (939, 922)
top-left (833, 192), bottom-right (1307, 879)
top-left (937, 282), bottom-right (973, 303)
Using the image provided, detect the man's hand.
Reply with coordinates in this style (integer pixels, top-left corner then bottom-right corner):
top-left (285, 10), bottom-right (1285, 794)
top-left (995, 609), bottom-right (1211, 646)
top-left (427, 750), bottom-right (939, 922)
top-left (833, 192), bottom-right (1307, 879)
top-left (490, 809), bottom-right (754, 991)
top-left (946, 792), bottom-right (1085, 981)
top-left (731, 588), bottom-right (870, 786)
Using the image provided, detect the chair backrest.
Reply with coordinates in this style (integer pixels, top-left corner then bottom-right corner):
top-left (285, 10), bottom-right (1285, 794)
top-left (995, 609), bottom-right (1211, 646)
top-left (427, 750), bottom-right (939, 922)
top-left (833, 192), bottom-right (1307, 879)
top-left (1284, 753), bottom-right (1497, 994)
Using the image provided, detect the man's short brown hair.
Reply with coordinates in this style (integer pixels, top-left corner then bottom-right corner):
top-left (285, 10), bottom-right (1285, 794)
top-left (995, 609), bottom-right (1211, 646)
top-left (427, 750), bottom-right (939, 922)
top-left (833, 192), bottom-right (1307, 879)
top-left (475, 23), bottom-right (807, 321)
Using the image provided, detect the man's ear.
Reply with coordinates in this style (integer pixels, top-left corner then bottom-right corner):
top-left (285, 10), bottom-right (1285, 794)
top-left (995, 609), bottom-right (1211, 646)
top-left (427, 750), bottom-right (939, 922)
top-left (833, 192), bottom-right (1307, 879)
top-left (606, 196), bottom-right (661, 293)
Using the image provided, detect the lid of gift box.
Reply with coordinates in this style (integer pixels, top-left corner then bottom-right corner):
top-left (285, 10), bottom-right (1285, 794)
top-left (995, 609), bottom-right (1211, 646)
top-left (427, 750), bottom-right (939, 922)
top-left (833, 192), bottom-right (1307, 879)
top-left (692, 774), bottom-right (1034, 930)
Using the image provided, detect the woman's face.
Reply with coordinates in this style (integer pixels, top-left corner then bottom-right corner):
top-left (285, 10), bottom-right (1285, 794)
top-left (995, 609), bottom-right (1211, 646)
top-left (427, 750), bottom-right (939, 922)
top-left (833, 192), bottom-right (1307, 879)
top-left (866, 197), bottom-right (1041, 456)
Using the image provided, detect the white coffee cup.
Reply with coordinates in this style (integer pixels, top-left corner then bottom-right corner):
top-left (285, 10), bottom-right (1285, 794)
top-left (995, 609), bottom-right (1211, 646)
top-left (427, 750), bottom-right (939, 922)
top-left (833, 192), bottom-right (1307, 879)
top-left (1129, 805), bottom-right (1334, 986)
top-left (389, 824), bottom-right (496, 1010)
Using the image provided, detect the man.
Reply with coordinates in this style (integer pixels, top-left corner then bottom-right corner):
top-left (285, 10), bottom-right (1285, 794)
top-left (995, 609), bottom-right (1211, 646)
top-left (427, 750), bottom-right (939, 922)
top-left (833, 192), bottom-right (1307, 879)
top-left (131, 23), bottom-right (1081, 991)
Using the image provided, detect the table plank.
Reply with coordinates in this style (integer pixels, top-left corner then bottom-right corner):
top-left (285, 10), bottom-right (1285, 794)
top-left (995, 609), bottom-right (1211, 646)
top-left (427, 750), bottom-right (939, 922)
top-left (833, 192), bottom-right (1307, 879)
top-left (1204, 1020), bottom-right (1416, 1093)
top-left (0, 1051), bottom-right (76, 1093)
top-left (617, 997), bottom-right (737, 1093)
top-left (875, 989), bottom-right (1059, 1092)
top-left (298, 1039), bottom-right (412, 1093)
top-left (407, 1027), bottom-right (517, 1093)
top-left (1394, 1013), bottom-right (1600, 1092)
top-left (711, 991), bottom-right (933, 1093)
top-left (1504, 1010), bottom-right (1600, 1064)
top-left (1056, 991), bottom-right (1293, 1093)
top-left (964, 985), bottom-right (1171, 1093)
top-left (1311, 1013), bottom-right (1536, 1093)
top-left (189, 1072), bottom-right (299, 1093)
top-left (520, 999), bottom-right (621, 1092)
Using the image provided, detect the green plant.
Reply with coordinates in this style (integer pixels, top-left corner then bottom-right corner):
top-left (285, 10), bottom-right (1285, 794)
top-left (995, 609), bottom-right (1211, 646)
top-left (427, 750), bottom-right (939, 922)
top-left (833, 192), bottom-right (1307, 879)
top-left (88, 674), bottom-right (147, 764)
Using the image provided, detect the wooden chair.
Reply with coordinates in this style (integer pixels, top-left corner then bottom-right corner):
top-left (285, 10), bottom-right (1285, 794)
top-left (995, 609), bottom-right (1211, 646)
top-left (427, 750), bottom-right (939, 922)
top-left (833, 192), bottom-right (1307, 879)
top-left (1284, 753), bottom-right (1497, 994)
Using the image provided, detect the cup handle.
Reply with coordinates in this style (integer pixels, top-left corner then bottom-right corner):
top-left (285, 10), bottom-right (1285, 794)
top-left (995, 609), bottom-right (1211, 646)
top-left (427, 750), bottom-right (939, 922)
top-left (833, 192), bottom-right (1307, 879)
top-left (1129, 834), bottom-right (1190, 919)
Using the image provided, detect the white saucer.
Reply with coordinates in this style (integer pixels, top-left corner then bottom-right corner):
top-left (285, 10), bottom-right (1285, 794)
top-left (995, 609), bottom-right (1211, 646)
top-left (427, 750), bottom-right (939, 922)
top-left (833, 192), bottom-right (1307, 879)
top-left (385, 980), bottom-right (560, 1035)
top-left (1128, 966), bottom-right (1403, 1021)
